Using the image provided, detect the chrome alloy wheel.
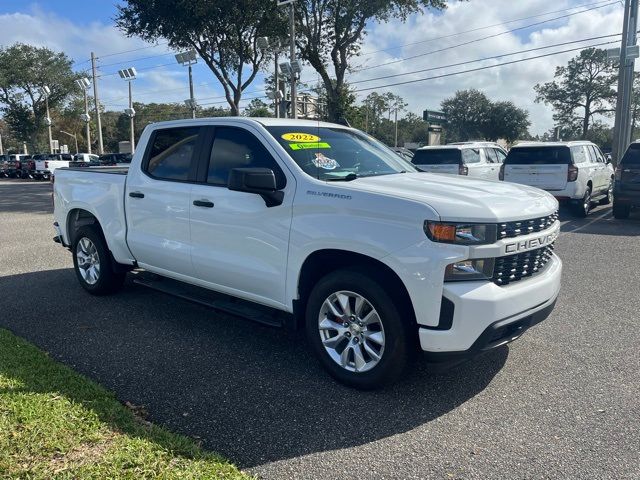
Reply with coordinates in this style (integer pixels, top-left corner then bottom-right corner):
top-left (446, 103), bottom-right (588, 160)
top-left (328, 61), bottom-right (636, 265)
top-left (76, 237), bottom-right (101, 285)
top-left (318, 291), bottom-right (385, 373)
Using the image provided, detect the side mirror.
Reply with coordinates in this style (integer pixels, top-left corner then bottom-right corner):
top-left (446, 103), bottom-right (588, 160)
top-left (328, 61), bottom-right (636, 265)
top-left (228, 167), bottom-right (284, 207)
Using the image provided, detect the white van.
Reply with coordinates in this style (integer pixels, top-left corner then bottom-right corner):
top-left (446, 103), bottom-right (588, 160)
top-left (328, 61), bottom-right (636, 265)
top-left (500, 141), bottom-right (614, 217)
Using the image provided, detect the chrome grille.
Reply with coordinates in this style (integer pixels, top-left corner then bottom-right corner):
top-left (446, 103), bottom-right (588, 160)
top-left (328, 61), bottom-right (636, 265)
top-left (497, 211), bottom-right (559, 240)
top-left (493, 244), bottom-right (555, 286)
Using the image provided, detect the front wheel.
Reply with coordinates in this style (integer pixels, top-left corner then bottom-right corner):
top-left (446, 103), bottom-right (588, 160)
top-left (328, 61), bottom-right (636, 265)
top-left (599, 180), bottom-right (613, 206)
top-left (305, 269), bottom-right (411, 389)
top-left (72, 225), bottom-right (125, 295)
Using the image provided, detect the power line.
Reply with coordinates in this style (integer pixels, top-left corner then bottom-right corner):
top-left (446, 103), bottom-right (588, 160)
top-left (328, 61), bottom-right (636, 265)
top-left (351, 32), bottom-right (623, 85)
top-left (359, 0), bottom-right (619, 57)
top-left (96, 41), bottom-right (171, 59)
top-left (353, 39), bottom-right (620, 93)
top-left (355, 0), bottom-right (619, 73)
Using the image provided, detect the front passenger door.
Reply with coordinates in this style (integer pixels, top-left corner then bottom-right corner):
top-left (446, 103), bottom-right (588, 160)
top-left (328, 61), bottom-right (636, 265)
top-left (189, 126), bottom-right (294, 308)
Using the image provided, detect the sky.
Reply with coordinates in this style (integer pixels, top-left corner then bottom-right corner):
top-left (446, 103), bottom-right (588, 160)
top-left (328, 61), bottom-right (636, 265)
top-left (0, 0), bottom-right (630, 135)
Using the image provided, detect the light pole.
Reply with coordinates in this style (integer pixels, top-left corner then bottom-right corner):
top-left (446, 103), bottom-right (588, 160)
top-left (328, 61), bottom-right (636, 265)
top-left (258, 36), bottom-right (287, 118)
top-left (60, 130), bottom-right (79, 154)
top-left (118, 67), bottom-right (137, 154)
top-left (76, 78), bottom-right (92, 153)
top-left (610, 0), bottom-right (640, 163)
top-left (40, 86), bottom-right (53, 154)
top-left (175, 51), bottom-right (198, 119)
top-left (277, 0), bottom-right (299, 119)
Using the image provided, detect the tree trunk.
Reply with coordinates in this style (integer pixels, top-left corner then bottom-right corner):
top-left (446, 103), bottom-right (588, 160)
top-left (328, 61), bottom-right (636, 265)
top-left (582, 102), bottom-right (591, 139)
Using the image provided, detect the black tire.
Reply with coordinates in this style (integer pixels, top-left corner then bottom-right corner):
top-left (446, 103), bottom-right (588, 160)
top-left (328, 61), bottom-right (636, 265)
top-left (574, 187), bottom-right (591, 218)
top-left (612, 201), bottom-right (631, 219)
top-left (72, 225), bottom-right (126, 295)
top-left (305, 268), bottom-right (411, 389)
top-left (599, 180), bottom-right (614, 206)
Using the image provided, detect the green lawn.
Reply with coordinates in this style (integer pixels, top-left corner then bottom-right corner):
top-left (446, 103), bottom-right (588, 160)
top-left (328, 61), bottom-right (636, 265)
top-left (0, 328), bottom-right (249, 479)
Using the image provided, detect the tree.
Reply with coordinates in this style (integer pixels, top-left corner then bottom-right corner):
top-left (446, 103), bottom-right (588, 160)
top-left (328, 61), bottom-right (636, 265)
top-left (484, 101), bottom-right (530, 142)
top-left (534, 48), bottom-right (616, 139)
top-left (295, 0), bottom-right (449, 122)
top-left (441, 89), bottom-right (492, 142)
top-left (0, 43), bottom-right (79, 151)
top-left (116, 0), bottom-right (286, 116)
top-left (244, 98), bottom-right (273, 117)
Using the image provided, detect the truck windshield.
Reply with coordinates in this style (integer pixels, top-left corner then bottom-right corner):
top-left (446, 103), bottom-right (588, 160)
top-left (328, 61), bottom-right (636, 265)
top-left (265, 126), bottom-right (416, 180)
top-left (505, 146), bottom-right (572, 165)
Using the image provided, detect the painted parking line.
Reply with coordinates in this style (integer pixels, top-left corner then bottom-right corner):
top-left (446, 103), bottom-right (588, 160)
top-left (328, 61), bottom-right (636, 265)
top-left (559, 209), bottom-right (612, 236)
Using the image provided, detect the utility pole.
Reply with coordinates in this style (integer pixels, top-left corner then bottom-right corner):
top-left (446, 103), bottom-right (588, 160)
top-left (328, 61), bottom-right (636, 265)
top-left (91, 52), bottom-right (104, 154)
top-left (274, 50), bottom-right (280, 118)
top-left (612, 0), bottom-right (640, 163)
top-left (0, 133), bottom-right (3, 156)
top-left (394, 107), bottom-right (399, 147)
top-left (128, 82), bottom-right (135, 152)
top-left (188, 63), bottom-right (195, 119)
top-left (40, 86), bottom-right (53, 154)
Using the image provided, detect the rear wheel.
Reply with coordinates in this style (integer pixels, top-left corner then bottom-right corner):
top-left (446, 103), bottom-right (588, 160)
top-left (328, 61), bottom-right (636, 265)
top-left (612, 201), bottom-right (631, 219)
top-left (305, 269), bottom-right (411, 389)
top-left (72, 225), bottom-right (125, 295)
top-left (574, 187), bottom-right (591, 218)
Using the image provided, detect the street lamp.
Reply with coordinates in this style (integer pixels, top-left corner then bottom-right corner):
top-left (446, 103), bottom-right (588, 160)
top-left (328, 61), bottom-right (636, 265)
top-left (76, 77), bottom-right (92, 154)
top-left (118, 67), bottom-right (137, 153)
top-left (40, 85), bottom-right (53, 153)
top-left (60, 130), bottom-right (79, 154)
top-left (258, 36), bottom-right (287, 118)
top-left (277, 0), bottom-right (299, 119)
top-left (175, 50), bottom-right (198, 119)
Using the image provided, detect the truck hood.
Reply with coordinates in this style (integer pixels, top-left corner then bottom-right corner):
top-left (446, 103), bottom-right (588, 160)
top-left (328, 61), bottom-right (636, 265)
top-left (343, 173), bottom-right (558, 222)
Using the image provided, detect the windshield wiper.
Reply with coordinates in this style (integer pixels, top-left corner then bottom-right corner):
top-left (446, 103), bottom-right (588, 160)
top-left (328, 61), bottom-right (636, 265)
top-left (325, 173), bottom-right (358, 182)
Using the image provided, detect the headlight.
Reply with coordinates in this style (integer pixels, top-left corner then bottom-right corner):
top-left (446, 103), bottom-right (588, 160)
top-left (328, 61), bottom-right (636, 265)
top-left (445, 258), bottom-right (494, 282)
top-left (424, 221), bottom-right (497, 245)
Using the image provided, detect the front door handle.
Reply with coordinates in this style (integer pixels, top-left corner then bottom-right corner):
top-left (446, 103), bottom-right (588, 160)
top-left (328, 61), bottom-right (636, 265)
top-left (193, 199), bottom-right (214, 208)
top-left (129, 191), bottom-right (144, 198)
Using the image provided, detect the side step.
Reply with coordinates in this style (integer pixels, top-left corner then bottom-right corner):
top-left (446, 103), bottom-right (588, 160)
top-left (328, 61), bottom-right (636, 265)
top-left (132, 272), bottom-right (287, 328)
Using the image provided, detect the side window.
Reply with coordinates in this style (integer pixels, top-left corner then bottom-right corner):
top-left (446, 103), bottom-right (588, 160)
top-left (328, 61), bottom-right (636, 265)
top-left (207, 127), bottom-right (286, 188)
top-left (485, 148), bottom-right (499, 163)
top-left (461, 148), bottom-right (481, 164)
top-left (570, 146), bottom-right (587, 164)
top-left (494, 149), bottom-right (507, 163)
top-left (146, 127), bottom-right (200, 181)
top-left (591, 146), bottom-right (605, 163)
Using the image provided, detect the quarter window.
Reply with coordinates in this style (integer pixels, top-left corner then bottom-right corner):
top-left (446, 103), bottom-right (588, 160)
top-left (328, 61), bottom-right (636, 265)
top-left (461, 148), bottom-right (481, 164)
top-left (570, 146), bottom-right (587, 164)
top-left (207, 127), bottom-right (286, 188)
top-left (146, 127), bottom-right (200, 181)
top-left (494, 149), bottom-right (507, 163)
top-left (485, 148), bottom-right (499, 163)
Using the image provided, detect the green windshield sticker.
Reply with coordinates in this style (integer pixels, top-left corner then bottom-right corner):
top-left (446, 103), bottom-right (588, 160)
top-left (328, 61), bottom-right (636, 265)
top-left (289, 142), bottom-right (331, 150)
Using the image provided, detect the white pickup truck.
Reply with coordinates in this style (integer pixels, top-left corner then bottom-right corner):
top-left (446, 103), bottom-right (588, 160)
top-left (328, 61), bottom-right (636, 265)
top-left (52, 118), bottom-right (562, 388)
top-left (35, 153), bottom-right (99, 179)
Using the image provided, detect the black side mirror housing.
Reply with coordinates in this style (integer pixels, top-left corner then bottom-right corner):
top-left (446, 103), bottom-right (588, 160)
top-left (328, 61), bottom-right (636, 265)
top-left (228, 167), bottom-right (284, 207)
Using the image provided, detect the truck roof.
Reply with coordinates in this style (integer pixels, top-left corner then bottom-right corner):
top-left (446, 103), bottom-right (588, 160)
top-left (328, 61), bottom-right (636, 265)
top-left (146, 117), bottom-right (348, 130)
top-left (513, 141), bottom-right (593, 148)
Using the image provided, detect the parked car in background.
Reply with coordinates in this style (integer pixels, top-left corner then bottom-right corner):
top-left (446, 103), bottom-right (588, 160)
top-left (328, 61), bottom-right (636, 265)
top-left (391, 147), bottom-right (414, 162)
top-left (32, 153), bottom-right (75, 180)
top-left (18, 155), bottom-right (37, 179)
top-left (53, 118), bottom-right (562, 389)
top-left (0, 154), bottom-right (31, 178)
top-left (74, 153), bottom-right (100, 163)
top-left (98, 153), bottom-right (133, 166)
top-left (500, 141), bottom-right (614, 217)
top-left (613, 141), bottom-right (640, 219)
top-left (411, 143), bottom-right (505, 180)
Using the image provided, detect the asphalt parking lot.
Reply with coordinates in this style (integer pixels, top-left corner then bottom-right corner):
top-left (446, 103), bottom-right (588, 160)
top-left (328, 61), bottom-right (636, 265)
top-left (1, 178), bottom-right (639, 479)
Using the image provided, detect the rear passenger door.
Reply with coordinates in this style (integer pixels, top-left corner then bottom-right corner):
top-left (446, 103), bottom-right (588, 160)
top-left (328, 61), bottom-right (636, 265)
top-left (125, 126), bottom-right (203, 277)
top-left (484, 148), bottom-right (501, 180)
top-left (188, 125), bottom-right (294, 308)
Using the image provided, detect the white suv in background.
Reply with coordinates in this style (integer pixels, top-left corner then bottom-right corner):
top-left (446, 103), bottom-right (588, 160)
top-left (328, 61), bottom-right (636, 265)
top-left (411, 143), bottom-right (506, 181)
top-left (500, 141), bottom-right (614, 217)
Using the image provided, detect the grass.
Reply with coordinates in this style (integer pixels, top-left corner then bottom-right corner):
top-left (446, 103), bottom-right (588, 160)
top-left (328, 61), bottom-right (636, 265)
top-left (0, 328), bottom-right (249, 479)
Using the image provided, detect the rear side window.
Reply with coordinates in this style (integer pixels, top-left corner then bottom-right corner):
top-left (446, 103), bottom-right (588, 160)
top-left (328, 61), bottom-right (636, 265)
top-left (146, 127), bottom-right (200, 181)
top-left (207, 127), bottom-right (286, 188)
top-left (412, 149), bottom-right (461, 165)
top-left (571, 146), bottom-right (588, 164)
top-left (485, 148), bottom-right (499, 163)
top-left (461, 148), bottom-right (481, 164)
top-left (494, 149), bottom-right (507, 163)
top-left (621, 143), bottom-right (640, 165)
top-left (505, 146), bottom-right (572, 165)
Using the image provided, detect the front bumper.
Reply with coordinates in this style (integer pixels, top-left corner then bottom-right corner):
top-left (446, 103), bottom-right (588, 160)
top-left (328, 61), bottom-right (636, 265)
top-left (418, 253), bottom-right (562, 354)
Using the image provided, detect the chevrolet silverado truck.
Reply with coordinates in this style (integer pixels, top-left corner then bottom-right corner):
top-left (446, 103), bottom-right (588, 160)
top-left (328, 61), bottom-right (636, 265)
top-left (52, 118), bottom-right (562, 389)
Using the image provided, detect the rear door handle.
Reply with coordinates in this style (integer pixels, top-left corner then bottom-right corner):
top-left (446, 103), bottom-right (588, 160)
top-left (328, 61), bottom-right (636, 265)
top-left (193, 199), bottom-right (214, 208)
top-left (129, 191), bottom-right (144, 198)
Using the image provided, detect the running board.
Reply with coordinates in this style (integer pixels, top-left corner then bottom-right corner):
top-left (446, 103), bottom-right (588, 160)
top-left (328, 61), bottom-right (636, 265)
top-left (132, 273), bottom-right (286, 328)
